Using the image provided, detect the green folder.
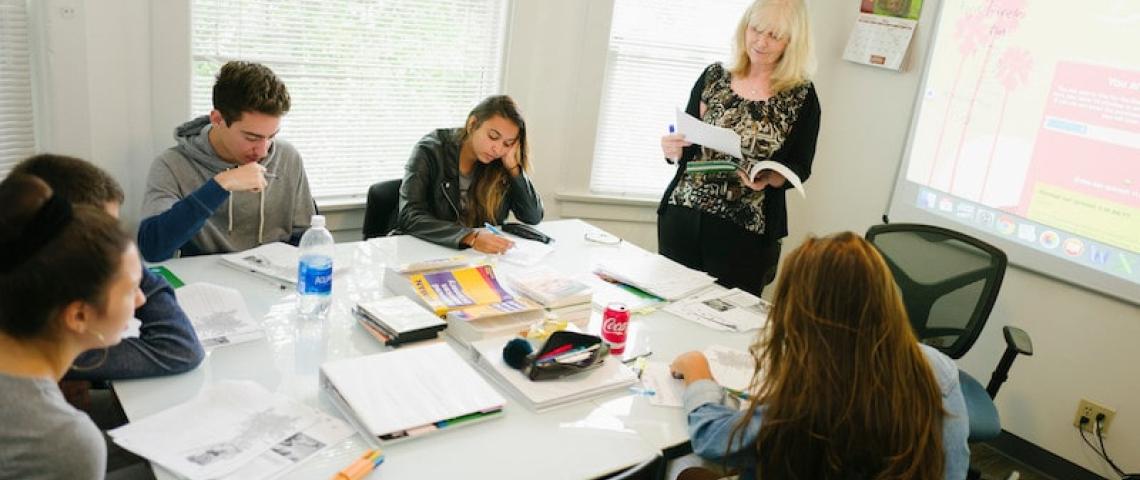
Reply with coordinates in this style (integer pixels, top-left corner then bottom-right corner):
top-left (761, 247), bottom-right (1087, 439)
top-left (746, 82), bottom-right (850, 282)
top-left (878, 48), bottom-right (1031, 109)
top-left (147, 265), bottom-right (185, 288)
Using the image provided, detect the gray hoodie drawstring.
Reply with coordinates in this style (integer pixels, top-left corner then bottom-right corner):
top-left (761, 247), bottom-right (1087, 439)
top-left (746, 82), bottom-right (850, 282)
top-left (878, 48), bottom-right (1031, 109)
top-left (258, 190), bottom-right (265, 244)
top-left (226, 190), bottom-right (265, 243)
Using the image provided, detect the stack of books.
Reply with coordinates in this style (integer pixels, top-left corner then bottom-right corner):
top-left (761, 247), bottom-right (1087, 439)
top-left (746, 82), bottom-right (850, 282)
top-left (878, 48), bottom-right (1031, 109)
top-left (507, 266), bottom-right (593, 324)
top-left (384, 263), bottom-right (544, 343)
top-left (352, 296), bottom-right (447, 346)
top-left (468, 336), bottom-right (637, 412)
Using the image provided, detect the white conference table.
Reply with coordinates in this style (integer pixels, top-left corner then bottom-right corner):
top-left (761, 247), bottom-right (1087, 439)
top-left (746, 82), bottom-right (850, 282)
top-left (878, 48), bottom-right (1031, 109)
top-left (114, 219), bottom-right (756, 479)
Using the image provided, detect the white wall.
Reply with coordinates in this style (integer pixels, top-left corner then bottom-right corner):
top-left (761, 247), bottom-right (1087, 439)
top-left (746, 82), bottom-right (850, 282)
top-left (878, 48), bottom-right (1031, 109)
top-left (33, 0), bottom-right (1138, 475)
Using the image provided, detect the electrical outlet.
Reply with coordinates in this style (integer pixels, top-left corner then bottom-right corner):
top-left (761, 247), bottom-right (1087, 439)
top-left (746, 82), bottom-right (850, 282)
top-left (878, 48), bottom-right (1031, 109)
top-left (1073, 398), bottom-right (1116, 435)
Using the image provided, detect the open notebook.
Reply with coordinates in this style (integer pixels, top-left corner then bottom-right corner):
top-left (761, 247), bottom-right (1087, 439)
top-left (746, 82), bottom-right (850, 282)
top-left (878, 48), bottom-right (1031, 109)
top-left (320, 343), bottom-right (505, 443)
top-left (469, 336), bottom-right (637, 412)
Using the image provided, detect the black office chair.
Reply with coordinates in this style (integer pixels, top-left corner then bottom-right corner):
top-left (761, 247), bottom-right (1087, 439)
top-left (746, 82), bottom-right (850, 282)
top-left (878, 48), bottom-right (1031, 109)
top-left (866, 222), bottom-right (1033, 480)
top-left (362, 178), bottom-right (402, 240)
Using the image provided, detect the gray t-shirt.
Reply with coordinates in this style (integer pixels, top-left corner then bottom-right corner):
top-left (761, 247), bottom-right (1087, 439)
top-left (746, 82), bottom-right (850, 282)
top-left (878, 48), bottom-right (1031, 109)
top-left (459, 171), bottom-right (473, 211)
top-left (0, 372), bottom-right (105, 479)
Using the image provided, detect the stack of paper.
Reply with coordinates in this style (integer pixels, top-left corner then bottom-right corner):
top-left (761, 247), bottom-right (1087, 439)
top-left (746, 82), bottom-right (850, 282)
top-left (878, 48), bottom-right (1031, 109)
top-left (580, 272), bottom-right (664, 312)
top-left (498, 238), bottom-right (555, 266)
top-left (663, 287), bottom-right (770, 332)
top-left (219, 242), bottom-right (299, 285)
top-left (445, 298), bottom-right (546, 344)
top-left (594, 250), bottom-right (716, 301)
top-left (353, 296), bottom-right (447, 346)
top-left (469, 336), bottom-right (637, 412)
top-left (109, 381), bottom-right (352, 480)
top-left (507, 266), bottom-right (592, 309)
top-left (320, 343), bottom-right (505, 443)
top-left (176, 282), bottom-right (264, 348)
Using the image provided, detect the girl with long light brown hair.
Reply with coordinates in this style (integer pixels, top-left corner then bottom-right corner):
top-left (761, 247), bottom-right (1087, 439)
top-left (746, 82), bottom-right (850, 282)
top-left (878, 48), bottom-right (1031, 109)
top-left (671, 232), bottom-right (969, 479)
top-left (396, 95), bottom-right (544, 254)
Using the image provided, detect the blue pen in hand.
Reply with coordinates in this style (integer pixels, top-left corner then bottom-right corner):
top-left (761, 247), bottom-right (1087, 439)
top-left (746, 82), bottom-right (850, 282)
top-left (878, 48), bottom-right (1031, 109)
top-left (483, 222), bottom-right (504, 236)
top-left (666, 124), bottom-right (678, 165)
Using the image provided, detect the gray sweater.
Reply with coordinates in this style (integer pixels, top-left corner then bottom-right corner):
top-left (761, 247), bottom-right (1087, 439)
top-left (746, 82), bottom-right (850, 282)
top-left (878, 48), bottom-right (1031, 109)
top-left (138, 116), bottom-right (316, 262)
top-left (0, 373), bottom-right (105, 479)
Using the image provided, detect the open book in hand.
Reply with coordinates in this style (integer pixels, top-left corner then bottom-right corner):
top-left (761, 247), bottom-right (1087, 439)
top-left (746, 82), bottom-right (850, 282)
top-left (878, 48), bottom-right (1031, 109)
top-left (684, 159), bottom-right (806, 198)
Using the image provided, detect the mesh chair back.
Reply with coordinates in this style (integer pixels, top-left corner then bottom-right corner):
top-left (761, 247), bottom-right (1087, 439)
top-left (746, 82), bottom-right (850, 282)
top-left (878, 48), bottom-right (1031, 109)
top-left (866, 223), bottom-right (1007, 359)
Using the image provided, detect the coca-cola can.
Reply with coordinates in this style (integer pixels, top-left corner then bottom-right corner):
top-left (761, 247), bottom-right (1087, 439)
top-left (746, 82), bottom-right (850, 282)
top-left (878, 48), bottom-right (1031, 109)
top-left (601, 302), bottom-right (630, 354)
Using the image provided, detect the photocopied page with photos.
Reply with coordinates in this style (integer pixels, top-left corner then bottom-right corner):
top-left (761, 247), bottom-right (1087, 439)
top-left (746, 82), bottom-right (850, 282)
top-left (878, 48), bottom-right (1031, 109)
top-left (664, 287), bottom-right (770, 332)
top-left (217, 413), bottom-right (354, 480)
top-left (176, 282), bottom-right (264, 348)
top-left (219, 242), bottom-right (300, 285)
top-left (703, 345), bottom-right (755, 393)
top-left (109, 381), bottom-right (331, 480)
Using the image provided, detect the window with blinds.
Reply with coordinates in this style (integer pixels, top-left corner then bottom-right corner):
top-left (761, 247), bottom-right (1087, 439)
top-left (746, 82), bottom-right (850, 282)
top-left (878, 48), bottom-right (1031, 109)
top-left (0, 0), bottom-right (36, 177)
top-left (191, 0), bottom-right (507, 201)
top-left (590, 0), bottom-right (750, 198)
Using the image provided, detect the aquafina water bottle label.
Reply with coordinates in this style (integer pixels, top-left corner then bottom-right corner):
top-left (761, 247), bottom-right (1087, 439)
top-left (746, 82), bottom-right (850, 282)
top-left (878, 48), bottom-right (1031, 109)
top-left (298, 257), bottom-right (332, 295)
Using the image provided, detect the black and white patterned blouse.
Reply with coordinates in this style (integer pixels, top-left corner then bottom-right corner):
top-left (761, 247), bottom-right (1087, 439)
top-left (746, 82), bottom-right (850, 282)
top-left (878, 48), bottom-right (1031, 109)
top-left (661, 63), bottom-right (821, 239)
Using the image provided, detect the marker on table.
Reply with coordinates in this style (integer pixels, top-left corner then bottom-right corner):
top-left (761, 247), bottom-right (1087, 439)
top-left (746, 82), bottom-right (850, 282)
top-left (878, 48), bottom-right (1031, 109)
top-left (334, 449), bottom-right (384, 480)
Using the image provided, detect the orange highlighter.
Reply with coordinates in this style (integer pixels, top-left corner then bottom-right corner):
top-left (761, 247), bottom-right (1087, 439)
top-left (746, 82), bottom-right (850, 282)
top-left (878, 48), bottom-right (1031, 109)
top-left (332, 449), bottom-right (384, 480)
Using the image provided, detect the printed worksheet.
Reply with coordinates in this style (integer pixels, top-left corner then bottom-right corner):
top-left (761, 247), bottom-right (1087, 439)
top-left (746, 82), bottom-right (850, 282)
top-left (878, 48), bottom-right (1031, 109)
top-left (176, 282), bottom-right (264, 348)
top-left (109, 381), bottom-right (325, 480)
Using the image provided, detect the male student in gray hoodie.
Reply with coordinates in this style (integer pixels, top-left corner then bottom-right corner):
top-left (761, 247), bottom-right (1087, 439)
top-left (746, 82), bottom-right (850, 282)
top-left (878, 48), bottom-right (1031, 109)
top-left (138, 61), bottom-right (315, 262)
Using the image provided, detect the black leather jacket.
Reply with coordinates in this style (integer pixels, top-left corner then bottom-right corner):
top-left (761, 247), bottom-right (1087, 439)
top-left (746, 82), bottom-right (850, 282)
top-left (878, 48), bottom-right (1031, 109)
top-left (394, 128), bottom-right (544, 249)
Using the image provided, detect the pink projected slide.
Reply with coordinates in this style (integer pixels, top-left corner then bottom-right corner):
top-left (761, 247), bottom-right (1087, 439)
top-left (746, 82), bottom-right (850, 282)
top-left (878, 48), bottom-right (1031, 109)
top-left (1018, 63), bottom-right (1140, 252)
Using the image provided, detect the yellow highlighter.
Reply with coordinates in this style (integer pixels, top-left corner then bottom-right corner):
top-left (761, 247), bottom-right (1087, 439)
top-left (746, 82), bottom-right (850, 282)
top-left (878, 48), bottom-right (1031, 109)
top-left (332, 449), bottom-right (384, 480)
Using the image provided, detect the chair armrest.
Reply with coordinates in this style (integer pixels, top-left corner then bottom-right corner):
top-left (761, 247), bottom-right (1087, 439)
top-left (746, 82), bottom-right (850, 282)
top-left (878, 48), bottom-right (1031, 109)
top-left (986, 325), bottom-right (1033, 398)
top-left (1003, 326), bottom-right (1033, 356)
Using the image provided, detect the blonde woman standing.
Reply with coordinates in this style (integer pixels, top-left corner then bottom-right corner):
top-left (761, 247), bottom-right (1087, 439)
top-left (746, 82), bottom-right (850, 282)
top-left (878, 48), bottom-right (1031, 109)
top-left (659, 0), bottom-right (821, 296)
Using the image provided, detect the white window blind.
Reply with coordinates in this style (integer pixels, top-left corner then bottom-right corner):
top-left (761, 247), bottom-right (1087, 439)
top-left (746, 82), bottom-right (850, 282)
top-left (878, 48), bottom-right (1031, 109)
top-left (590, 0), bottom-right (750, 198)
top-left (191, 0), bottom-right (507, 201)
top-left (0, 0), bottom-right (36, 177)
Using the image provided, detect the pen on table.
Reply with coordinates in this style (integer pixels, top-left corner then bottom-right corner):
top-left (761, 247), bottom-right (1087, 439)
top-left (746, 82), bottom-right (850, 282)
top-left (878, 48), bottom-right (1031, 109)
top-left (621, 350), bottom-right (653, 365)
top-left (333, 449), bottom-right (384, 480)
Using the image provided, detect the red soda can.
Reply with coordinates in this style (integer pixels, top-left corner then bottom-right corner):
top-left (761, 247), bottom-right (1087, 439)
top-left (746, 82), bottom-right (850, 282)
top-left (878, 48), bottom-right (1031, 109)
top-left (601, 302), bottom-right (630, 354)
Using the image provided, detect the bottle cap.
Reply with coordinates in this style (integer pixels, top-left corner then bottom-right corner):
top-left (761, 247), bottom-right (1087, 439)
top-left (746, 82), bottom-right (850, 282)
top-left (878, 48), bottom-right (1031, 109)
top-left (311, 215), bottom-right (326, 228)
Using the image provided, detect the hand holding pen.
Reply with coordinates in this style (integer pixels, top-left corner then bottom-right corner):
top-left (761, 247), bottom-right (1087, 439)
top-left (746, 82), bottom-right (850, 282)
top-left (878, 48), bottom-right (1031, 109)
top-left (215, 162), bottom-right (269, 193)
top-left (660, 124), bottom-right (691, 165)
top-left (465, 222), bottom-right (514, 255)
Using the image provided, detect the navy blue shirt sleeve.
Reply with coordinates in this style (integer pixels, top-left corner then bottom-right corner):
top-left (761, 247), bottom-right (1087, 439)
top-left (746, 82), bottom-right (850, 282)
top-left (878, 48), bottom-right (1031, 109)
top-left (66, 268), bottom-right (204, 381)
top-left (136, 179), bottom-right (229, 262)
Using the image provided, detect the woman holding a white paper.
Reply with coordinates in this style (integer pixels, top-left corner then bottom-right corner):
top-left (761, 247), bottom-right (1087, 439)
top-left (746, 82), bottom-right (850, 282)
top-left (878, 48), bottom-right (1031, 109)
top-left (657, 0), bottom-right (821, 295)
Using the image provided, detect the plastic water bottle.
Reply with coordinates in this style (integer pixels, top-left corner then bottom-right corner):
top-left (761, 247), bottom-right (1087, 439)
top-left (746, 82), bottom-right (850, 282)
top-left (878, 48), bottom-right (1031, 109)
top-left (297, 215), bottom-right (334, 320)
